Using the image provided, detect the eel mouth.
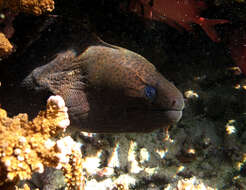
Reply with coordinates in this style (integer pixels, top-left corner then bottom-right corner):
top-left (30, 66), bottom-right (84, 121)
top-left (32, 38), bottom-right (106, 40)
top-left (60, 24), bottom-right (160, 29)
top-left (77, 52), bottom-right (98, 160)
top-left (162, 95), bottom-right (185, 123)
top-left (163, 110), bottom-right (183, 124)
top-left (151, 96), bottom-right (184, 124)
top-left (148, 105), bottom-right (183, 124)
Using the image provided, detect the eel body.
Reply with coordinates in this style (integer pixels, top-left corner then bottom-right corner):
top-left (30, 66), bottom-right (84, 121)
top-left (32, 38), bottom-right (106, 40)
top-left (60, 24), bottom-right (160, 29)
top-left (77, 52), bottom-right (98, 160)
top-left (18, 18), bottom-right (184, 132)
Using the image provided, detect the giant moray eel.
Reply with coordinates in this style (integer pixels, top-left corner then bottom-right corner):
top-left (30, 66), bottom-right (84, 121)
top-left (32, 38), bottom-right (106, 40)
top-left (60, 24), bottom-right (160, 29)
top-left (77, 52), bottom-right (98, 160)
top-left (19, 18), bottom-right (184, 133)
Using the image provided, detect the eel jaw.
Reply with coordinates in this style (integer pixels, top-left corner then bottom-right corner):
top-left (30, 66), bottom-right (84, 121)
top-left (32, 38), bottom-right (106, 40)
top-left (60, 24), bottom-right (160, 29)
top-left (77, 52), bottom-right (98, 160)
top-left (164, 110), bottom-right (183, 124)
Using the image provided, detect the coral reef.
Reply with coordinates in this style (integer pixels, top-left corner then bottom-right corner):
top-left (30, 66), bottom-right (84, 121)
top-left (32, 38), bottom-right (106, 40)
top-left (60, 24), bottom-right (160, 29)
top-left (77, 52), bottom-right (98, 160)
top-left (0, 95), bottom-right (84, 190)
top-left (0, 0), bottom-right (55, 57)
top-left (1, 0), bottom-right (246, 189)
top-left (0, 32), bottom-right (13, 57)
top-left (0, 0), bottom-right (55, 15)
top-left (175, 177), bottom-right (215, 190)
top-left (16, 184), bottom-right (35, 190)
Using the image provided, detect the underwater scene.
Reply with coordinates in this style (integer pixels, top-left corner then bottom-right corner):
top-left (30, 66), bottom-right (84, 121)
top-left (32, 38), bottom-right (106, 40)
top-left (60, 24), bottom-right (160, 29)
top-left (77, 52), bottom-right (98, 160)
top-left (1, 0), bottom-right (246, 189)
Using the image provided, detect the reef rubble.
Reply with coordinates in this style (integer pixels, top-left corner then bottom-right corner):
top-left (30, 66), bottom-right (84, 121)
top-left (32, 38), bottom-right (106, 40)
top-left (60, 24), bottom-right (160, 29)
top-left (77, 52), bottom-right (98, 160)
top-left (0, 95), bottom-right (84, 190)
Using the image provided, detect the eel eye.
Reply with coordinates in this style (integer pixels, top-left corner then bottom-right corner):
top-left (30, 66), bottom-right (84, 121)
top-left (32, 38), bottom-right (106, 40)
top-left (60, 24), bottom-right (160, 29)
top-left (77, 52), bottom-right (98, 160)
top-left (144, 85), bottom-right (157, 101)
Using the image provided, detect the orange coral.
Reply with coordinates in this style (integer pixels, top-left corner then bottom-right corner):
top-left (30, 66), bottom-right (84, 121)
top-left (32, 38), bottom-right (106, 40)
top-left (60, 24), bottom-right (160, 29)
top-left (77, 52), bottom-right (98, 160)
top-left (0, 32), bottom-right (13, 57)
top-left (0, 95), bottom-right (84, 190)
top-left (16, 184), bottom-right (38, 190)
top-left (0, 0), bottom-right (54, 57)
top-left (0, 0), bottom-right (55, 15)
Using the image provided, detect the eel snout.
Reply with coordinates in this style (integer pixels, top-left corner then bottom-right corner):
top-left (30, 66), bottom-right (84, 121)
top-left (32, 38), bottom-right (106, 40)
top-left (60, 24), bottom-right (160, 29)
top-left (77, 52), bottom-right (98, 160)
top-left (171, 92), bottom-right (185, 111)
top-left (165, 94), bottom-right (184, 124)
top-left (156, 79), bottom-right (185, 124)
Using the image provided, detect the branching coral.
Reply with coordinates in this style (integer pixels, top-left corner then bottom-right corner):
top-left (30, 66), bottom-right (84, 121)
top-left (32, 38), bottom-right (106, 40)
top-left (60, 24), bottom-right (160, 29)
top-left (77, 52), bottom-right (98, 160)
top-left (0, 95), bottom-right (84, 190)
top-left (0, 0), bottom-right (55, 57)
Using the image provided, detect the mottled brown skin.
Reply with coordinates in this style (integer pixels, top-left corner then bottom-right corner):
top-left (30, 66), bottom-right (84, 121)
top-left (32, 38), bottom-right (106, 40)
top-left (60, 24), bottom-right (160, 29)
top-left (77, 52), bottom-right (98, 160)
top-left (22, 18), bottom-right (184, 133)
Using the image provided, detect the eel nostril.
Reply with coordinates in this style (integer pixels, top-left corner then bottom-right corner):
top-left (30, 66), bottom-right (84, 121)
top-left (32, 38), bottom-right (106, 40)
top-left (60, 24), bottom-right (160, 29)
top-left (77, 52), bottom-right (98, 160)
top-left (172, 96), bottom-right (185, 110)
top-left (172, 100), bottom-right (177, 107)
